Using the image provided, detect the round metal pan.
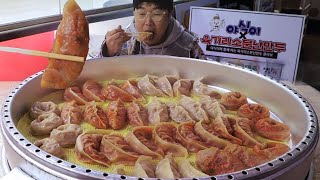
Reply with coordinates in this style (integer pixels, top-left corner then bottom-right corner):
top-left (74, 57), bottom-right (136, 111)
top-left (1, 55), bottom-right (319, 179)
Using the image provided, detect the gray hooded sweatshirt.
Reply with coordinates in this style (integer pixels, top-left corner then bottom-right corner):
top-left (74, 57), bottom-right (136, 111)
top-left (98, 17), bottom-right (205, 59)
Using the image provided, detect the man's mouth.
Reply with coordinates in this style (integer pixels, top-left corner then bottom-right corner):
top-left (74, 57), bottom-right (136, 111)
top-left (143, 31), bottom-right (154, 40)
top-left (135, 31), bottom-right (153, 42)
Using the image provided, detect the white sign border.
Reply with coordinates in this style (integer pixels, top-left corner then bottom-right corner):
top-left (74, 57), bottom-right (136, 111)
top-left (189, 7), bottom-right (305, 82)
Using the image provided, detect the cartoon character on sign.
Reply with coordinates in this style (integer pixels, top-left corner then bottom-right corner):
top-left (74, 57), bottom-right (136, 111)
top-left (210, 14), bottom-right (225, 32)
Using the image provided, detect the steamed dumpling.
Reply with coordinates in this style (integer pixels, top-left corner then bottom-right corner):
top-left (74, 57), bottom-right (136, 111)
top-left (220, 91), bottom-right (248, 110)
top-left (121, 79), bottom-right (146, 102)
top-left (101, 84), bottom-right (136, 102)
top-left (237, 103), bottom-right (270, 122)
top-left (60, 100), bottom-right (83, 125)
top-left (155, 75), bottom-right (178, 97)
top-left (127, 101), bottom-right (148, 126)
top-left (176, 121), bottom-right (209, 152)
top-left (30, 112), bottom-right (63, 136)
top-left (254, 117), bottom-right (291, 142)
top-left (194, 120), bottom-right (231, 149)
top-left (210, 115), bottom-right (243, 145)
top-left (137, 74), bottom-right (166, 97)
top-left (82, 80), bottom-right (105, 102)
top-left (172, 79), bottom-right (193, 96)
top-left (179, 95), bottom-right (209, 122)
top-left (34, 138), bottom-right (64, 159)
top-left (50, 124), bottom-right (82, 147)
top-left (177, 159), bottom-right (208, 178)
top-left (112, 165), bottom-right (126, 175)
top-left (100, 134), bottom-right (140, 165)
top-left (224, 144), bottom-right (269, 168)
top-left (163, 75), bottom-right (179, 85)
top-left (192, 78), bottom-right (221, 99)
top-left (83, 101), bottom-right (108, 129)
top-left (153, 122), bottom-right (188, 157)
top-left (166, 102), bottom-right (192, 123)
top-left (75, 133), bottom-right (110, 166)
top-left (196, 147), bottom-right (246, 175)
top-left (147, 97), bottom-right (169, 125)
top-left (64, 87), bottom-right (89, 105)
top-left (125, 126), bottom-right (164, 160)
top-left (30, 101), bottom-right (60, 119)
top-left (254, 142), bottom-right (289, 160)
top-left (226, 115), bottom-right (265, 148)
top-left (199, 95), bottom-right (225, 119)
top-left (133, 156), bottom-right (156, 178)
top-left (155, 153), bottom-right (181, 178)
top-left (105, 99), bottom-right (127, 130)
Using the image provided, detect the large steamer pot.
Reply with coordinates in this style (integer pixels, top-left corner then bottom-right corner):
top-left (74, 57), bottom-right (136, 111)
top-left (1, 55), bottom-right (319, 179)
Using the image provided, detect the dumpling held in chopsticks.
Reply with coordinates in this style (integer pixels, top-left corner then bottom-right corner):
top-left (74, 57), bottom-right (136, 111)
top-left (41, 0), bottom-right (89, 89)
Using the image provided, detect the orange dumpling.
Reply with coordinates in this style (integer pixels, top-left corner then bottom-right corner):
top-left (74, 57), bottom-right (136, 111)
top-left (176, 121), bottom-right (209, 152)
top-left (82, 80), bottom-right (105, 102)
top-left (60, 101), bottom-right (83, 125)
top-left (153, 122), bottom-right (188, 157)
top-left (196, 147), bottom-right (246, 176)
top-left (41, 0), bottom-right (89, 89)
top-left (127, 101), bottom-right (148, 126)
top-left (83, 101), bottom-right (109, 129)
top-left (75, 133), bottom-right (110, 166)
top-left (101, 84), bottom-right (136, 102)
top-left (105, 99), bottom-right (127, 130)
top-left (100, 134), bottom-right (140, 165)
top-left (125, 126), bottom-right (164, 160)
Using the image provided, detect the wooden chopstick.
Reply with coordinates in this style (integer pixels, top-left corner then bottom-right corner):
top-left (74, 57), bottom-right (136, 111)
top-left (127, 32), bottom-right (152, 37)
top-left (0, 46), bottom-right (84, 63)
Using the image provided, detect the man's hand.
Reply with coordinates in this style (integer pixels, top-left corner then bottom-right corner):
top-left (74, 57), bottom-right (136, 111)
top-left (105, 25), bottom-right (131, 56)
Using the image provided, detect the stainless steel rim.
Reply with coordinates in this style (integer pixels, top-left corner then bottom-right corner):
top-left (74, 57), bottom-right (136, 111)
top-left (1, 146), bottom-right (11, 174)
top-left (1, 58), bottom-right (319, 180)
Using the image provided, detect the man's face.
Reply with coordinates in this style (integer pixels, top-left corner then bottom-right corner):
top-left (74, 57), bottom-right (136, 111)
top-left (134, 2), bottom-right (170, 46)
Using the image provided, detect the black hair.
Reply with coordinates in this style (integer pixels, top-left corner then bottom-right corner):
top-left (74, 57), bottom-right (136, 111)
top-left (133, 0), bottom-right (174, 12)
